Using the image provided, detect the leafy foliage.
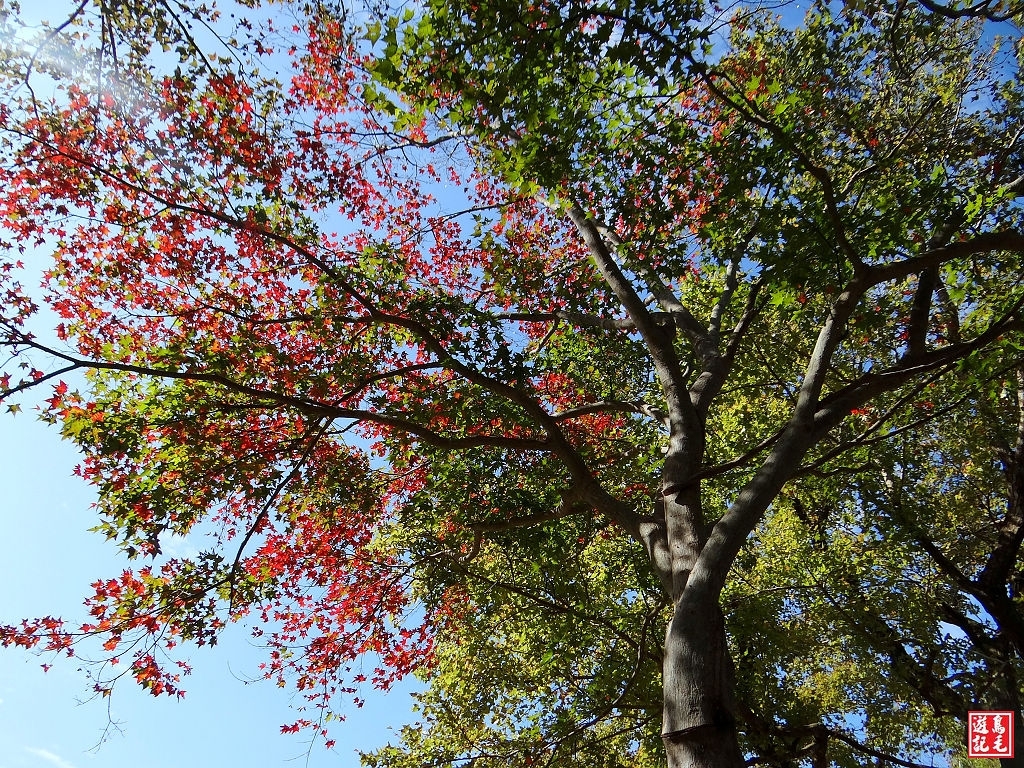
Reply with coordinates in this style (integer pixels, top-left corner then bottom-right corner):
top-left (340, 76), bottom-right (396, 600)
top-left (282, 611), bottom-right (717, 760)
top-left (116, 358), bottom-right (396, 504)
top-left (1, 0), bottom-right (1024, 767)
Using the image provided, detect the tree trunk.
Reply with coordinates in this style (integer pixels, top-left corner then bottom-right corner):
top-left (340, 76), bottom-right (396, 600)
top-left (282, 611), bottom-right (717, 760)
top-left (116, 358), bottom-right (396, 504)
top-left (1000, 709), bottom-right (1024, 768)
top-left (662, 587), bottom-right (745, 768)
top-left (992, 703), bottom-right (1024, 768)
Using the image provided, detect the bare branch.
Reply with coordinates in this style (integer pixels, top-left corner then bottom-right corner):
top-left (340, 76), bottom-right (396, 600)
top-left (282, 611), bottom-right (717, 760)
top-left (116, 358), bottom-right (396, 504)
top-left (723, 277), bottom-right (764, 369)
top-left (824, 728), bottom-right (941, 768)
top-left (916, 0), bottom-right (1024, 20)
top-left (904, 267), bottom-right (936, 362)
top-left (868, 231), bottom-right (1024, 286)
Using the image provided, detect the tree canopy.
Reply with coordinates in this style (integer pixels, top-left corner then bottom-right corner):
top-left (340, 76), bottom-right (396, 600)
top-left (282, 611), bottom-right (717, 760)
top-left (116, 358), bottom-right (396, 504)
top-left (2, 0), bottom-right (1024, 766)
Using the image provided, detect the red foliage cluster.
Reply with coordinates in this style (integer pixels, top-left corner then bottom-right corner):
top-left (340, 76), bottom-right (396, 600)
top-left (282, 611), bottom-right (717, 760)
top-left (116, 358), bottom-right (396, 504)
top-left (0, 4), bottom-right (660, 739)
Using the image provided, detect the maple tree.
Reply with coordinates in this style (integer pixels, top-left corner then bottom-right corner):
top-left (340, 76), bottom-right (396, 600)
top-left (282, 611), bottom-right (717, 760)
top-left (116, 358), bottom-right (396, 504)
top-left (2, 0), bottom-right (1024, 766)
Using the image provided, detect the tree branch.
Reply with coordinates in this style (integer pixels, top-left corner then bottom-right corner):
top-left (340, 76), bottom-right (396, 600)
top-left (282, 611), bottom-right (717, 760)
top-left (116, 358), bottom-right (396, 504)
top-left (227, 419), bottom-right (329, 610)
top-left (916, 0), bottom-right (1024, 20)
top-left (978, 368), bottom-right (1024, 591)
top-left (491, 309), bottom-right (674, 332)
top-left (4, 333), bottom-right (554, 453)
top-left (868, 231), bottom-right (1024, 286)
top-left (904, 267), bottom-right (937, 362)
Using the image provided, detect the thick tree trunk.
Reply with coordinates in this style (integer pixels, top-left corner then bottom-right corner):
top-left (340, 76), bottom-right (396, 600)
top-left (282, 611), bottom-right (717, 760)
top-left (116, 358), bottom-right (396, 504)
top-left (1000, 710), bottom-right (1024, 768)
top-left (662, 588), bottom-right (745, 768)
top-left (991, 700), bottom-right (1024, 768)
